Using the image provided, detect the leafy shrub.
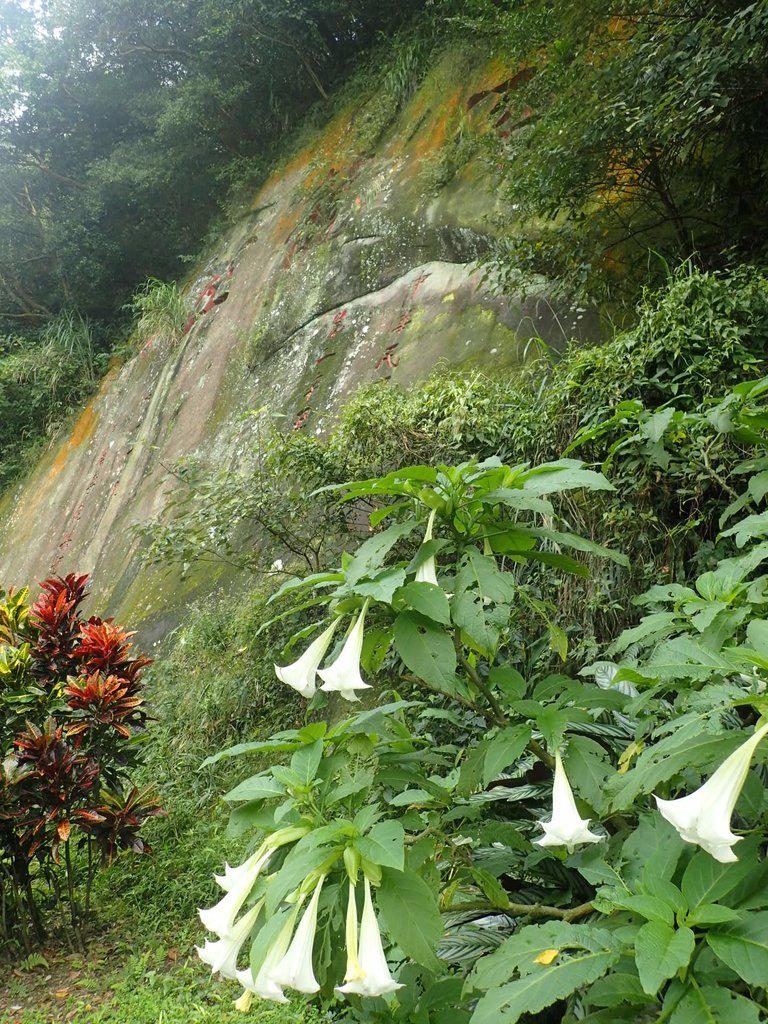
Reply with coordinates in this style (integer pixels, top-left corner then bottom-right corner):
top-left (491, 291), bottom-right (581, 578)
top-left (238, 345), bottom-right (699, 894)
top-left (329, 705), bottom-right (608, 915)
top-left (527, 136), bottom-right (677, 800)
top-left (193, 425), bottom-right (768, 1023)
top-left (0, 574), bottom-right (162, 955)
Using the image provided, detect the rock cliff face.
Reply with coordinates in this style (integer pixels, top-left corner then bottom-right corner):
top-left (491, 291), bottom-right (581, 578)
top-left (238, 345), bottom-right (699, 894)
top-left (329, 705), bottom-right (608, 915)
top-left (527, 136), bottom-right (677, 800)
top-left (0, 47), bottom-right (599, 641)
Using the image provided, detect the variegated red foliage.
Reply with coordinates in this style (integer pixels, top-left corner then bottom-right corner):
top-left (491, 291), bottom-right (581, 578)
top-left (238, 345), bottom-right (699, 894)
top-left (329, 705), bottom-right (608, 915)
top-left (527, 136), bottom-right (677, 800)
top-left (64, 672), bottom-right (146, 739)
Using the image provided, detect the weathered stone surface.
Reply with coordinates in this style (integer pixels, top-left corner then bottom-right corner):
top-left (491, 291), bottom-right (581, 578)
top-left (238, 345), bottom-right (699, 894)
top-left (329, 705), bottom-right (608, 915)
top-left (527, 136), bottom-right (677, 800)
top-left (0, 47), bottom-right (599, 641)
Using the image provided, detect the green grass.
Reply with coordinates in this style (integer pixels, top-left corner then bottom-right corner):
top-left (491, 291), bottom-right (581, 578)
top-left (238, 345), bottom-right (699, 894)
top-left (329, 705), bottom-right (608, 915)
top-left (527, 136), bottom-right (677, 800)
top-left (0, 801), bottom-right (324, 1024)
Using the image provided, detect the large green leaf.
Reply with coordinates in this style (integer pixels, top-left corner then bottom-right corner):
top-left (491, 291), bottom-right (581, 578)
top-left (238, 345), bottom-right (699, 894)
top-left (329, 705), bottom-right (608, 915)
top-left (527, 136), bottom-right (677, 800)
top-left (397, 581), bottom-right (452, 625)
top-left (394, 610), bottom-right (457, 691)
top-left (706, 911), bottom-right (768, 985)
top-left (222, 773), bottom-right (286, 803)
top-left (342, 521), bottom-right (418, 586)
top-left (681, 839), bottom-right (762, 908)
top-left (481, 725), bottom-right (533, 787)
top-left (634, 922), bottom-right (695, 996)
top-left (528, 527), bottom-right (630, 567)
top-left (517, 459), bottom-right (616, 496)
top-left (290, 737), bottom-right (324, 786)
top-left (470, 921), bottom-right (618, 992)
top-left (607, 725), bottom-right (741, 811)
top-left (471, 951), bottom-right (619, 1024)
top-left (564, 736), bottom-right (612, 814)
top-left (356, 820), bottom-right (405, 872)
top-left (586, 971), bottom-right (651, 1008)
top-left (377, 867), bottom-right (443, 971)
top-left (669, 984), bottom-right (762, 1024)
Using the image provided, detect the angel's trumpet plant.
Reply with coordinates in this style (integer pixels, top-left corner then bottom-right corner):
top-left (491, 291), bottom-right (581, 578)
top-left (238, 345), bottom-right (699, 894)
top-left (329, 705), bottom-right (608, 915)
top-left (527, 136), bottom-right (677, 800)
top-left (235, 902), bottom-right (302, 1005)
top-left (199, 849), bottom-right (272, 936)
top-left (268, 875), bottom-right (325, 994)
top-left (196, 900), bottom-right (262, 979)
top-left (275, 617), bottom-right (341, 698)
top-left (318, 603), bottom-right (371, 702)
top-left (534, 752), bottom-right (603, 853)
top-left (415, 509), bottom-right (439, 587)
top-left (336, 878), bottom-right (403, 998)
top-left (655, 721), bottom-right (768, 862)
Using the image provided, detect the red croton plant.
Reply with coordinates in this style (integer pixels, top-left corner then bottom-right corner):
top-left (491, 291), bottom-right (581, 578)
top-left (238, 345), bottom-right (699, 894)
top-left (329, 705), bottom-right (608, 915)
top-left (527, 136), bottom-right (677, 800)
top-left (0, 573), bottom-right (164, 953)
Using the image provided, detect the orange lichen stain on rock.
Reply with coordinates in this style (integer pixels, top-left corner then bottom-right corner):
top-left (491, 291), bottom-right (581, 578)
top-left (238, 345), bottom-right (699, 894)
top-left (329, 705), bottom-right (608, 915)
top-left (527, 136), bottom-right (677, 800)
top-left (470, 56), bottom-right (516, 99)
top-left (255, 108), bottom-right (354, 209)
top-left (411, 86), bottom-right (464, 163)
top-left (270, 206), bottom-right (303, 246)
top-left (49, 400), bottom-right (98, 479)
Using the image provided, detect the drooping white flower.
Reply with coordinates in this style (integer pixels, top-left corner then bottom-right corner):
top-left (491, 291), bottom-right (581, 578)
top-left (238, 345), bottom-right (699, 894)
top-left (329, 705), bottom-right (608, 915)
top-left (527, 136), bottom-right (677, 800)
top-left (338, 879), bottom-right (362, 987)
top-left (318, 604), bottom-right (371, 702)
top-left (534, 752), bottom-right (603, 853)
top-left (215, 827), bottom-right (308, 893)
top-left (200, 849), bottom-right (272, 936)
top-left (275, 617), bottom-right (342, 698)
top-left (655, 721), bottom-right (768, 862)
top-left (415, 509), bottom-right (439, 587)
top-left (236, 902), bottom-right (302, 1005)
top-left (196, 900), bottom-right (262, 979)
top-left (268, 875), bottom-right (325, 993)
top-left (336, 878), bottom-right (404, 998)
top-left (233, 989), bottom-right (253, 1012)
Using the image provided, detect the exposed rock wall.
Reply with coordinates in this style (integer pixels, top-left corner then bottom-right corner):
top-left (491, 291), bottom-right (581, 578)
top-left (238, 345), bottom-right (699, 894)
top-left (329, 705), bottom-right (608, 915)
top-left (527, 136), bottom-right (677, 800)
top-left (0, 46), bottom-right (599, 642)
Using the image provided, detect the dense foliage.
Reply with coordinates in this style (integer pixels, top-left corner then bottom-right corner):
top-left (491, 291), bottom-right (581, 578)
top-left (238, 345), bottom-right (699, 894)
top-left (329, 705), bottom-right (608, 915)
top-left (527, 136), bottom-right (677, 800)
top-left (194, 373), bottom-right (768, 1022)
top-left (0, 574), bottom-right (162, 954)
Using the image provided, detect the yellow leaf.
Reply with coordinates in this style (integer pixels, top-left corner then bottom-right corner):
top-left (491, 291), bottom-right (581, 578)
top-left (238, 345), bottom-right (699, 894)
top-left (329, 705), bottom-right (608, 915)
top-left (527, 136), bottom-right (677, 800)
top-left (618, 739), bottom-right (644, 774)
top-left (534, 948), bottom-right (559, 965)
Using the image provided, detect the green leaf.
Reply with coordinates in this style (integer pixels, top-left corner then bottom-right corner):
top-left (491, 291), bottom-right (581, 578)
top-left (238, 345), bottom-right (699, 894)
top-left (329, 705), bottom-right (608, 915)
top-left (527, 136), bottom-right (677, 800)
top-left (199, 736), bottom-right (300, 768)
top-left (481, 725), bottom-right (533, 787)
top-left (634, 922), bottom-right (695, 996)
top-left (355, 820), bottom-right (405, 871)
top-left (528, 527), bottom-right (629, 567)
top-left (612, 894), bottom-right (674, 926)
top-left (377, 867), bottom-right (443, 971)
top-left (564, 736), bottom-right (611, 814)
top-left (394, 610), bottom-right (457, 691)
top-left (343, 521), bottom-right (418, 585)
top-left (397, 581), bottom-right (452, 625)
top-left (352, 567), bottom-right (406, 602)
top-left (706, 911), bottom-right (768, 985)
top-left (290, 738), bottom-right (324, 786)
top-left (681, 838), bottom-right (762, 908)
top-left (517, 459), bottom-right (615, 495)
top-left (669, 983), bottom-right (762, 1024)
top-left (222, 773), bottom-right (286, 803)
top-left (470, 921), bottom-right (618, 992)
top-left (470, 867), bottom-right (511, 909)
top-left (587, 972), bottom-right (651, 1008)
top-left (471, 950), bottom-right (619, 1024)
top-left (607, 727), bottom-right (741, 812)
top-left (685, 904), bottom-right (740, 926)
top-left (490, 665), bottom-right (526, 702)
top-left (266, 832), bottom-right (343, 913)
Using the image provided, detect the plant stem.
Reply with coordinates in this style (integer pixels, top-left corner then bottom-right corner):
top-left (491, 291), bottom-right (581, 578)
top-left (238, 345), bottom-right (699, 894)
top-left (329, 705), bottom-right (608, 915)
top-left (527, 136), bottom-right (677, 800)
top-left (456, 646), bottom-right (508, 726)
top-left (446, 898), bottom-right (594, 922)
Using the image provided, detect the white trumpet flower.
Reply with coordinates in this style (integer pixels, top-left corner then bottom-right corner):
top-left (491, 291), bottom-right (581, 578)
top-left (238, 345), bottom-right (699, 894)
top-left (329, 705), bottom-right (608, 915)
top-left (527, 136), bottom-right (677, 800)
top-left (336, 878), bottom-right (404, 998)
top-left (655, 721), bottom-right (768, 862)
top-left (215, 827), bottom-right (308, 893)
top-left (235, 903), bottom-right (302, 1005)
top-left (269, 876), bottom-right (325, 993)
top-left (275, 618), bottom-right (342, 698)
top-left (318, 604), bottom-right (371, 702)
top-left (534, 752), bottom-right (603, 853)
top-left (200, 849), bottom-right (271, 936)
top-left (415, 509), bottom-right (439, 587)
top-left (196, 901), bottom-right (262, 979)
